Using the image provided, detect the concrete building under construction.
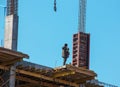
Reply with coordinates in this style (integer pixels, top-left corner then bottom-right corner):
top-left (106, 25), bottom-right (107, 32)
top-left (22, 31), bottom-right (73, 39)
top-left (0, 0), bottom-right (118, 87)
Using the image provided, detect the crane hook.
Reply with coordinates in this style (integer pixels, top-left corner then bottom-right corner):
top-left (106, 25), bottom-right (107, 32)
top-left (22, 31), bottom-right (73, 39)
top-left (54, 0), bottom-right (57, 12)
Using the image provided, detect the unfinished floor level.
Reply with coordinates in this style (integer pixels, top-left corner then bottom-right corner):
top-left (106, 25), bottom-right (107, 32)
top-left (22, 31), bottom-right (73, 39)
top-left (0, 47), bottom-right (105, 87)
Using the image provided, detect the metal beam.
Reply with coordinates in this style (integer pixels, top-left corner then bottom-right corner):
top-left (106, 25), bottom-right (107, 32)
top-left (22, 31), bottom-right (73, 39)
top-left (78, 0), bottom-right (87, 32)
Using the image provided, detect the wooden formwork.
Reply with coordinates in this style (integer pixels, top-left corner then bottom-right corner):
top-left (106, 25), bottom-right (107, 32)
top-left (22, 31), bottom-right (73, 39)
top-left (0, 47), bottom-right (98, 87)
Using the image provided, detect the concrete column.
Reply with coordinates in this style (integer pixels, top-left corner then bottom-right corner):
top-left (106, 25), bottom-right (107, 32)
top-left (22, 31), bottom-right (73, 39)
top-left (4, 15), bottom-right (18, 87)
top-left (4, 15), bottom-right (18, 51)
top-left (9, 66), bottom-right (16, 87)
top-left (80, 84), bottom-right (85, 87)
top-left (4, 0), bottom-right (18, 86)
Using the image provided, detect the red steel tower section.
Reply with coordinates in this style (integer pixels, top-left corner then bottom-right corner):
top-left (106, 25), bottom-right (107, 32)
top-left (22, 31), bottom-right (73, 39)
top-left (72, 0), bottom-right (90, 69)
top-left (72, 32), bottom-right (90, 69)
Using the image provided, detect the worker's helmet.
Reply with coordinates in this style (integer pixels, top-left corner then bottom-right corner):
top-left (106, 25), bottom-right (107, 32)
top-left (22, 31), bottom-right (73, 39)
top-left (64, 43), bottom-right (68, 46)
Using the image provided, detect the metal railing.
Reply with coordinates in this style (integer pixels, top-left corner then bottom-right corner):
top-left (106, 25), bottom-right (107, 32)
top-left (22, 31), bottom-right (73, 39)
top-left (87, 79), bottom-right (118, 87)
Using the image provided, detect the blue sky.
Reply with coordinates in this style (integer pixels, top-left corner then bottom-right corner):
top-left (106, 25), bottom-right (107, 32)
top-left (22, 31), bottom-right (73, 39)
top-left (0, 0), bottom-right (120, 86)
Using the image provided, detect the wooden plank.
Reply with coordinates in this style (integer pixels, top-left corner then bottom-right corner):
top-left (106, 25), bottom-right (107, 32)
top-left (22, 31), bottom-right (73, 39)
top-left (0, 58), bottom-right (22, 66)
top-left (66, 65), bottom-right (97, 77)
top-left (53, 71), bottom-right (76, 78)
top-left (16, 83), bottom-right (36, 87)
top-left (75, 76), bottom-right (95, 83)
top-left (16, 69), bottom-right (79, 87)
top-left (0, 52), bottom-right (14, 60)
top-left (0, 47), bottom-right (29, 59)
top-left (0, 65), bottom-right (9, 70)
top-left (16, 76), bottom-right (59, 87)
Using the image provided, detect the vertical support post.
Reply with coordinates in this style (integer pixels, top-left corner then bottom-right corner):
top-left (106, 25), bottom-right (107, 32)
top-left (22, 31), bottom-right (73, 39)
top-left (80, 84), bottom-right (85, 87)
top-left (9, 66), bottom-right (16, 87)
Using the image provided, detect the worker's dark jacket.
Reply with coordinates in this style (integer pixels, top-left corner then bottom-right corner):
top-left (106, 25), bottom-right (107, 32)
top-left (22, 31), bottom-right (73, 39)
top-left (62, 47), bottom-right (69, 58)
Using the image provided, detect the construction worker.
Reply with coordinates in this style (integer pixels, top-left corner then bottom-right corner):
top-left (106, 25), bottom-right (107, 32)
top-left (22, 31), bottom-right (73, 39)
top-left (62, 43), bottom-right (70, 65)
